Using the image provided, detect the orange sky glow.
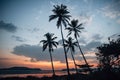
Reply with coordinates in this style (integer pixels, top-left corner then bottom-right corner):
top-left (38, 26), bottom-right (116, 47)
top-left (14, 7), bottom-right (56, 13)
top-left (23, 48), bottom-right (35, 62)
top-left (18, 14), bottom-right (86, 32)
top-left (0, 49), bottom-right (98, 70)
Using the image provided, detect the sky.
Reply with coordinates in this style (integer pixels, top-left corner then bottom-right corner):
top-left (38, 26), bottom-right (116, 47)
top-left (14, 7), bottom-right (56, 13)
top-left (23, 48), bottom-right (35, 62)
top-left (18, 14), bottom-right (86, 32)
top-left (0, 0), bottom-right (120, 70)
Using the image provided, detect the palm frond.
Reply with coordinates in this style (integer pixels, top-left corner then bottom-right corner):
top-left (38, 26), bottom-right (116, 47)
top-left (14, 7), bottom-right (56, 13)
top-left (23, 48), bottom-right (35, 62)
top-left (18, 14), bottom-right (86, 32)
top-left (50, 4), bottom-right (71, 29)
top-left (76, 29), bottom-right (81, 32)
top-left (67, 31), bottom-right (72, 37)
top-left (49, 15), bottom-right (58, 21)
top-left (55, 41), bottom-right (59, 45)
top-left (52, 37), bottom-right (57, 40)
top-left (76, 32), bottom-right (80, 38)
top-left (63, 15), bottom-right (71, 20)
top-left (43, 43), bottom-right (48, 51)
top-left (66, 27), bottom-right (72, 30)
top-left (77, 26), bottom-right (84, 30)
top-left (65, 37), bottom-right (77, 53)
top-left (41, 32), bottom-right (58, 52)
top-left (67, 19), bottom-right (84, 38)
top-left (73, 42), bottom-right (78, 47)
top-left (40, 40), bottom-right (46, 43)
top-left (77, 23), bottom-right (83, 28)
top-left (64, 18), bottom-right (70, 25)
top-left (52, 42), bottom-right (57, 48)
top-left (57, 17), bottom-right (61, 28)
top-left (62, 19), bottom-right (67, 27)
top-left (66, 47), bottom-right (70, 53)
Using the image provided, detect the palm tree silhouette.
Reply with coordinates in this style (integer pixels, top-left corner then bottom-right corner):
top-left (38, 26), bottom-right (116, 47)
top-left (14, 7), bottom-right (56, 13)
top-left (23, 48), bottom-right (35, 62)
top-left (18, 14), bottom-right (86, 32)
top-left (64, 37), bottom-right (78, 73)
top-left (40, 33), bottom-right (58, 76)
top-left (49, 4), bottom-right (71, 76)
top-left (66, 19), bottom-right (92, 73)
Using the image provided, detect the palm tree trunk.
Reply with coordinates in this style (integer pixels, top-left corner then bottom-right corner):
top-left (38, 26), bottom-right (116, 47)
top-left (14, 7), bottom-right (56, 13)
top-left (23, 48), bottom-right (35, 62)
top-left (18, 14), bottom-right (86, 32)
top-left (60, 25), bottom-right (70, 76)
top-left (49, 51), bottom-right (55, 76)
top-left (70, 48), bottom-right (78, 73)
top-left (75, 37), bottom-right (92, 73)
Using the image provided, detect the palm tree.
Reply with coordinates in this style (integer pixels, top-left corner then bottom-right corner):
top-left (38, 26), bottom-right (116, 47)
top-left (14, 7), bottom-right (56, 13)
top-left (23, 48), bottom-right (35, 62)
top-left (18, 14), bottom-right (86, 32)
top-left (66, 19), bottom-right (92, 73)
top-left (40, 33), bottom-right (58, 76)
top-left (49, 4), bottom-right (71, 76)
top-left (64, 37), bottom-right (78, 73)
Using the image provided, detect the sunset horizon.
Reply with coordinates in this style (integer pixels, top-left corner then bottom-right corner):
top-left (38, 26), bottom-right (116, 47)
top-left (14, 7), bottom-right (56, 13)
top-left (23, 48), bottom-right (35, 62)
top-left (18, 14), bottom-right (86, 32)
top-left (0, 0), bottom-right (119, 70)
top-left (0, 0), bottom-right (120, 80)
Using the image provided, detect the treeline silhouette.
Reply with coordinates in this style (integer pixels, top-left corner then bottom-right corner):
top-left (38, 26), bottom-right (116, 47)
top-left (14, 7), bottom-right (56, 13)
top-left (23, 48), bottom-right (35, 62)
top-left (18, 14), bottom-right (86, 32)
top-left (96, 36), bottom-right (120, 71)
top-left (92, 36), bottom-right (120, 80)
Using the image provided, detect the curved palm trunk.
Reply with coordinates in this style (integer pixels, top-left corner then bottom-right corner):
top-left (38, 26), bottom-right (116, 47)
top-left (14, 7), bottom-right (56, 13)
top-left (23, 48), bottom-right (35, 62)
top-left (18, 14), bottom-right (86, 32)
top-left (75, 37), bottom-right (92, 73)
top-left (60, 25), bottom-right (70, 77)
top-left (49, 51), bottom-right (55, 76)
top-left (70, 48), bottom-right (78, 73)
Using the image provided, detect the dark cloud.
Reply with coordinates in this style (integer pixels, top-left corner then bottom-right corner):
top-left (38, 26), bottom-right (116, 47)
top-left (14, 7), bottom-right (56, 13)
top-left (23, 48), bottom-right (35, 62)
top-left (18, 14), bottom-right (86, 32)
top-left (80, 41), bottom-right (102, 52)
top-left (86, 41), bottom-right (101, 49)
top-left (0, 58), bottom-right (14, 60)
top-left (75, 54), bottom-right (97, 61)
top-left (100, 0), bottom-right (120, 19)
top-left (12, 39), bottom-right (102, 63)
top-left (0, 21), bottom-right (17, 33)
top-left (78, 33), bottom-right (103, 45)
top-left (111, 0), bottom-right (120, 12)
top-left (12, 35), bottom-right (26, 42)
top-left (91, 34), bottom-right (103, 41)
top-left (12, 44), bottom-right (71, 63)
top-left (12, 44), bottom-right (42, 60)
top-left (78, 38), bottom-right (87, 44)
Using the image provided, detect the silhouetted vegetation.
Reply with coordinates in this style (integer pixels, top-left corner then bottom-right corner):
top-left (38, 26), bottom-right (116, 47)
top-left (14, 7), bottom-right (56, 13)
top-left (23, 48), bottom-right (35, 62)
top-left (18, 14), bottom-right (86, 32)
top-left (0, 67), bottom-right (41, 71)
top-left (96, 36), bottom-right (120, 72)
top-left (64, 37), bottom-right (78, 73)
top-left (41, 4), bottom-right (120, 80)
top-left (40, 33), bottom-right (58, 76)
top-left (0, 67), bottom-right (41, 74)
top-left (1, 71), bottom-right (120, 80)
top-left (49, 4), bottom-right (71, 77)
top-left (1, 4), bottom-right (119, 80)
top-left (66, 19), bottom-right (92, 73)
top-left (93, 35), bottom-right (120, 80)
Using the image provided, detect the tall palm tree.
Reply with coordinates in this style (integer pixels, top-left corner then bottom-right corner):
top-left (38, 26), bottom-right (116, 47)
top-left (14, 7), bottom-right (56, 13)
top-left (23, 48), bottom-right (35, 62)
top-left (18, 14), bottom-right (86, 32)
top-left (49, 4), bottom-right (71, 76)
top-left (40, 33), bottom-right (58, 76)
top-left (66, 19), bottom-right (92, 73)
top-left (64, 37), bottom-right (78, 73)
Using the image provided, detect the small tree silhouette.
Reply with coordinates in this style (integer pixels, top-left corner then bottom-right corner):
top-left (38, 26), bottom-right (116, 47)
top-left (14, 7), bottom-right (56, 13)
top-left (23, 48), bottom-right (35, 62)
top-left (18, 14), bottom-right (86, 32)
top-left (40, 33), bottom-right (58, 76)
top-left (96, 35), bottom-right (120, 72)
top-left (64, 37), bottom-right (78, 73)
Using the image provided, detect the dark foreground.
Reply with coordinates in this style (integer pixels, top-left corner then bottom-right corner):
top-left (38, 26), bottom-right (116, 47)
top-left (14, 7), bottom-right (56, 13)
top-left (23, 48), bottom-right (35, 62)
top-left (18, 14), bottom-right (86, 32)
top-left (0, 71), bottom-right (120, 80)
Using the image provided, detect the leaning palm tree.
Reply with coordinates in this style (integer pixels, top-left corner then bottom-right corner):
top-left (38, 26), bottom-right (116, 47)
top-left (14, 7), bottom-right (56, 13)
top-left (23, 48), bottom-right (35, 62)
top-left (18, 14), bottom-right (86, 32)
top-left (49, 4), bottom-right (71, 76)
top-left (64, 37), bottom-right (78, 73)
top-left (40, 33), bottom-right (58, 76)
top-left (66, 19), bottom-right (92, 73)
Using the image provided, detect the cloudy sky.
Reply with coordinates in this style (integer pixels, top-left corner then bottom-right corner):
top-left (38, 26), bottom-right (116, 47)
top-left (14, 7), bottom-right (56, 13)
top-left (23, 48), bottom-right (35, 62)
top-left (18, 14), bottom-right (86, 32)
top-left (0, 0), bottom-right (120, 70)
